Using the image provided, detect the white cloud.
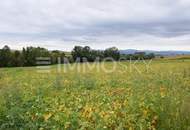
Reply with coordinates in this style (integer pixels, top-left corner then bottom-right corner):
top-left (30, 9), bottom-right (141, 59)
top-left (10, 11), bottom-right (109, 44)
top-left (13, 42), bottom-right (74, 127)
top-left (0, 0), bottom-right (190, 50)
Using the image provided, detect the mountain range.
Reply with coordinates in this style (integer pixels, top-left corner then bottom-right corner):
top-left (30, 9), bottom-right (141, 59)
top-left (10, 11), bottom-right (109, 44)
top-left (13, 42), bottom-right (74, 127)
top-left (120, 49), bottom-right (190, 56)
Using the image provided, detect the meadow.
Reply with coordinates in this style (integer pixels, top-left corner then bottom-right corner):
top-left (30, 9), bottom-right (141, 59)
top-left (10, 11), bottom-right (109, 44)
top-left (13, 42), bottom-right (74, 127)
top-left (0, 59), bottom-right (190, 130)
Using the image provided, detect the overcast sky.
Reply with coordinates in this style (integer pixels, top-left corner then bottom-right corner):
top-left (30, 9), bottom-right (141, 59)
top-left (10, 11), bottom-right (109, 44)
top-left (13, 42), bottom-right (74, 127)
top-left (0, 0), bottom-right (190, 51)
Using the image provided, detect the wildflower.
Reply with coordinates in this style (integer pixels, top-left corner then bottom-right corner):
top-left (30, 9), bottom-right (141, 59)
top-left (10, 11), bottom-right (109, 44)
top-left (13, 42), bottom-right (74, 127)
top-left (129, 126), bottom-right (133, 130)
top-left (160, 87), bottom-right (167, 98)
top-left (143, 109), bottom-right (148, 117)
top-left (65, 122), bottom-right (71, 129)
top-left (58, 104), bottom-right (65, 111)
top-left (81, 106), bottom-right (94, 119)
top-left (150, 116), bottom-right (158, 130)
top-left (43, 113), bottom-right (52, 121)
top-left (103, 126), bottom-right (107, 129)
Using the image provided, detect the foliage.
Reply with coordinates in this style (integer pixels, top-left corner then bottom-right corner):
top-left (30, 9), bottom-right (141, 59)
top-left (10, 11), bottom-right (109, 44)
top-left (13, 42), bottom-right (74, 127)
top-left (22, 47), bottom-right (51, 66)
top-left (71, 46), bottom-right (105, 62)
top-left (51, 50), bottom-right (65, 64)
top-left (121, 52), bottom-right (155, 60)
top-left (0, 46), bottom-right (65, 67)
top-left (104, 47), bottom-right (120, 61)
top-left (0, 45), bottom-right (157, 67)
top-left (0, 46), bottom-right (12, 67)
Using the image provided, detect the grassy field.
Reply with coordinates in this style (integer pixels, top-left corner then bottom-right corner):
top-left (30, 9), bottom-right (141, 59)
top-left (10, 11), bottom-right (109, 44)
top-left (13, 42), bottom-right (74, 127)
top-left (164, 55), bottom-right (190, 60)
top-left (0, 59), bottom-right (190, 130)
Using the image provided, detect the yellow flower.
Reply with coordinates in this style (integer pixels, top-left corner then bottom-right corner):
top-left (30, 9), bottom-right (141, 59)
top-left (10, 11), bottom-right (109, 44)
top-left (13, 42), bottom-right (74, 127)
top-left (160, 87), bottom-right (166, 98)
top-left (43, 113), bottom-right (52, 121)
top-left (123, 99), bottom-right (128, 106)
top-left (129, 126), bottom-right (133, 130)
top-left (103, 126), bottom-right (107, 129)
top-left (65, 122), bottom-right (71, 129)
top-left (100, 111), bottom-right (111, 121)
top-left (58, 105), bottom-right (65, 111)
top-left (100, 111), bottom-right (106, 118)
top-left (151, 116), bottom-right (158, 129)
top-left (31, 114), bottom-right (36, 121)
top-left (81, 106), bottom-right (94, 119)
top-left (143, 109), bottom-right (148, 117)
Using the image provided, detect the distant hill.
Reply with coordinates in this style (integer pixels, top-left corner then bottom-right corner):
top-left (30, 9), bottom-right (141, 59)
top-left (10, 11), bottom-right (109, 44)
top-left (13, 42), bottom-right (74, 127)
top-left (120, 49), bottom-right (190, 56)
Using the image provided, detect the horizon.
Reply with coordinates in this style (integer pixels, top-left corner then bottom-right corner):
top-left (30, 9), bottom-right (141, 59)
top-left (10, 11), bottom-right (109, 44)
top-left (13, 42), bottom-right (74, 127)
top-left (1, 44), bottom-right (190, 52)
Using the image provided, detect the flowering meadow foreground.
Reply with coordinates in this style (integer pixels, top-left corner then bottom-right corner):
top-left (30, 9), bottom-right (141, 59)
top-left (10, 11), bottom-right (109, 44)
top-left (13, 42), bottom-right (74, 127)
top-left (0, 59), bottom-right (190, 130)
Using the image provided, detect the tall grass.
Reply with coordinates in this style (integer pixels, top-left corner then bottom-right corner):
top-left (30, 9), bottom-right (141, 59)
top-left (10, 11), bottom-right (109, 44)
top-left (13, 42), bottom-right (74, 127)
top-left (0, 60), bottom-right (190, 129)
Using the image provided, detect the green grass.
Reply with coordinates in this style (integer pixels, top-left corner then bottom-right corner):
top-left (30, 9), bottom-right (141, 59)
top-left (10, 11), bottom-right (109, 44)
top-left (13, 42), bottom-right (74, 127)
top-left (164, 55), bottom-right (190, 60)
top-left (0, 60), bottom-right (190, 130)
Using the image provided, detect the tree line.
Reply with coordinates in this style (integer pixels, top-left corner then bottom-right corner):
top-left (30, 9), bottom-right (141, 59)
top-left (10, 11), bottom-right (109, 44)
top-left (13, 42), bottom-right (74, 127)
top-left (0, 45), bottom-right (155, 67)
top-left (0, 45), bottom-right (65, 67)
top-left (71, 46), bottom-right (120, 62)
top-left (121, 52), bottom-right (155, 60)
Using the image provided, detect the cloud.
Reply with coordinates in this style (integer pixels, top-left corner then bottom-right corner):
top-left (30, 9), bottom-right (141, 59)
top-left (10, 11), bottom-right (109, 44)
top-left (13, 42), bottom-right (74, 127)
top-left (0, 0), bottom-right (190, 50)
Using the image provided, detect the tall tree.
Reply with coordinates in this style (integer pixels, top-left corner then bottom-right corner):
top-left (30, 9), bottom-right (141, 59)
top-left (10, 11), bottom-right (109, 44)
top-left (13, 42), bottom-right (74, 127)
top-left (104, 47), bottom-right (120, 61)
top-left (22, 47), bottom-right (50, 66)
top-left (51, 50), bottom-right (65, 64)
top-left (0, 45), bottom-right (12, 67)
top-left (71, 46), bottom-right (84, 61)
top-left (11, 51), bottom-right (24, 67)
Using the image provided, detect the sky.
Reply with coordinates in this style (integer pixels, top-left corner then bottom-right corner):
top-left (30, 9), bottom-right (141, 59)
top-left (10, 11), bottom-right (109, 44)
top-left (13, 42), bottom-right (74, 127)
top-left (0, 0), bottom-right (190, 51)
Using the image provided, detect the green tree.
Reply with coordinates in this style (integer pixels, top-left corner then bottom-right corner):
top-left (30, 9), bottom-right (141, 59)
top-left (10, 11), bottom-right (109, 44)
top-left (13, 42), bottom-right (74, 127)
top-left (11, 51), bottom-right (24, 67)
top-left (71, 46), bottom-right (84, 62)
top-left (51, 50), bottom-right (65, 64)
top-left (22, 47), bottom-right (50, 66)
top-left (104, 47), bottom-right (120, 61)
top-left (0, 45), bottom-right (12, 67)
